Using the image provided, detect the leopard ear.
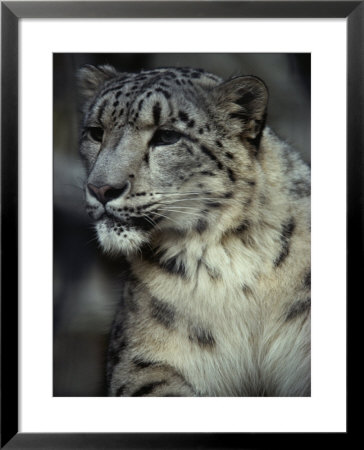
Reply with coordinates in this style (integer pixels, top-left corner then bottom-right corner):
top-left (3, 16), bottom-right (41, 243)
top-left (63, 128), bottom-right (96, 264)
top-left (214, 76), bottom-right (268, 143)
top-left (77, 64), bottom-right (118, 101)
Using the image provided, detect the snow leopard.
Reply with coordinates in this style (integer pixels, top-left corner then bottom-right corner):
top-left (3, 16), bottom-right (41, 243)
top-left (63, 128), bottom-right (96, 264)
top-left (78, 64), bottom-right (311, 396)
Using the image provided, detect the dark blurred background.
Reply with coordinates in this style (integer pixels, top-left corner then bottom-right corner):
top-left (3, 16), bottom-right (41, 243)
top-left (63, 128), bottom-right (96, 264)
top-left (53, 53), bottom-right (310, 396)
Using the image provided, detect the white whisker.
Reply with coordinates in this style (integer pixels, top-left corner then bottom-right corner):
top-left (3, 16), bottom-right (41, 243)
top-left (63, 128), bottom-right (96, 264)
top-left (143, 213), bottom-right (162, 231)
top-left (152, 211), bottom-right (181, 226)
top-left (154, 191), bottom-right (200, 196)
top-left (85, 235), bottom-right (99, 247)
top-left (143, 214), bottom-right (157, 229)
top-left (159, 208), bottom-right (202, 219)
top-left (155, 204), bottom-right (199, 211)
top-left (157, 197), bottom-right (247, 207)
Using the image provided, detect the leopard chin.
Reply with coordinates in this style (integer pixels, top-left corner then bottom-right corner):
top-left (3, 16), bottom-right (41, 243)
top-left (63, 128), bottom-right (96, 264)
top-left (95, 219), bottom-right (150, 256)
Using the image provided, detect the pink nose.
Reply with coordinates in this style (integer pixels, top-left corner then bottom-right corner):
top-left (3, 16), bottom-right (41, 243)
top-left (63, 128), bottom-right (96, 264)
top-left (87, 182), bottom-right (130, 205)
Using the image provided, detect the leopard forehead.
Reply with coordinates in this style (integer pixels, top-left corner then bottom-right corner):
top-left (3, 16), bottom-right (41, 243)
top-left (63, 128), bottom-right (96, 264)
top-left (84, 67), bottom-right (222, 126)
top-left (98, 67), bottom-right (222, 98)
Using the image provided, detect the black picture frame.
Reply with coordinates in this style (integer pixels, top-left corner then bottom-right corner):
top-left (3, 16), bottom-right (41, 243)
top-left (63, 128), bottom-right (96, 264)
top-left (1, 1), bottom-right (360, 448)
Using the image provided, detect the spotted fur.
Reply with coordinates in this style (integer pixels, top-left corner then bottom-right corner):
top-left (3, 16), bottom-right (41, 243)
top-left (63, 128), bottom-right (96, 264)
top-left (78, 65), bottom-right (311, 396)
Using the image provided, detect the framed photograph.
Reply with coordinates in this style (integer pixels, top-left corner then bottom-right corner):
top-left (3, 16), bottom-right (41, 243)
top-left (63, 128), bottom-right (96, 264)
top-left (2, 1), bottom-right (359, 448)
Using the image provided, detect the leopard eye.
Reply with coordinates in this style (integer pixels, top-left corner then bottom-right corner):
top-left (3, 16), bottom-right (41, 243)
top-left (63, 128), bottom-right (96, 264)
top-left (87, 127), bottom-right (104, 143)
top-left (150, 129), bottom-right (182, 147)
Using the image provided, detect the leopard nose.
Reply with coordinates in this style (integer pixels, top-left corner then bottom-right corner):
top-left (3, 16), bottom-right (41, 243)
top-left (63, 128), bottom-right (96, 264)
top-left (87, 182), bottom-right (131, 205)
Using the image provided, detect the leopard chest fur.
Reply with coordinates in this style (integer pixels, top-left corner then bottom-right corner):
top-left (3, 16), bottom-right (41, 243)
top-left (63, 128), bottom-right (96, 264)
top-left (129, 234), bottom-right (284, 396)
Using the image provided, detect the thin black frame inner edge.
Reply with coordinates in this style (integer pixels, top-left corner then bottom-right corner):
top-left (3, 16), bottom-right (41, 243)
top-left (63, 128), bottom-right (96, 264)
top-left (1, 1), bottom-right (361, 448)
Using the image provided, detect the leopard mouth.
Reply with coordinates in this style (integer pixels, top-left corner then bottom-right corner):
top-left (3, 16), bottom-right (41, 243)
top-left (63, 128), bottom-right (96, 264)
top-left (94, 214), bottom-right (155, 255)
top-left (100, 213), bottom-right (157, 233)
